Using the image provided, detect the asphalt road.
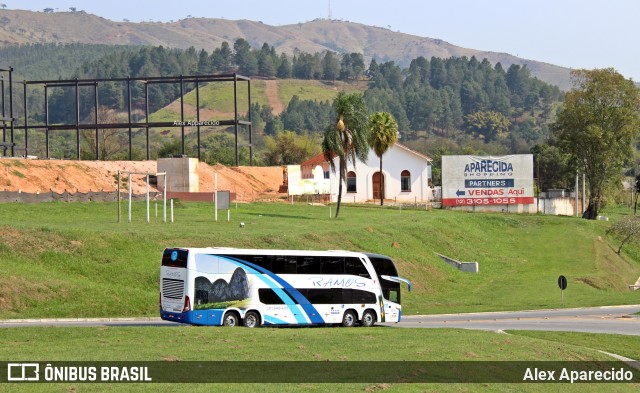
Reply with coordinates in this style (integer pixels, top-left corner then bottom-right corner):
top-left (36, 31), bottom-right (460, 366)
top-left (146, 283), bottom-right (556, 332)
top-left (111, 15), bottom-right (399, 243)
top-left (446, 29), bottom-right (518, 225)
top-left (1, 305), bottom-right (639, 335)
top-left (380, 305), bottom-right (640, 335)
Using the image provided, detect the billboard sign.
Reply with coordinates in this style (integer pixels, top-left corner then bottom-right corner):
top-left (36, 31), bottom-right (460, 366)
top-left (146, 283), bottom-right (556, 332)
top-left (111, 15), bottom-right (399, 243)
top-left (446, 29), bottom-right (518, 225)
top-left (441, 155), bottom-right (534, 206)
top-left (287, 165), bottom-right (331, 196)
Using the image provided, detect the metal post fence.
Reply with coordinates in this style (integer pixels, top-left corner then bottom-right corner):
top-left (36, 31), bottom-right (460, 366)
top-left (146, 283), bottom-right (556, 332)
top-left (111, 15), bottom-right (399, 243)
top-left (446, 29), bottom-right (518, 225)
top-left (1, 72), bottom-right (252, 164)
top-left (118, 171), bottom-right (166, 224)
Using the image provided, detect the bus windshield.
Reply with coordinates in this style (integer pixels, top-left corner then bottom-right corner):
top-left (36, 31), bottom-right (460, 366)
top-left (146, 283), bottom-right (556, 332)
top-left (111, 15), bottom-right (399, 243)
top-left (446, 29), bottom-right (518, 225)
top-left (162, 248), bottom-right (188, 268)
top-left (367, 254), bottom-right (401, 304)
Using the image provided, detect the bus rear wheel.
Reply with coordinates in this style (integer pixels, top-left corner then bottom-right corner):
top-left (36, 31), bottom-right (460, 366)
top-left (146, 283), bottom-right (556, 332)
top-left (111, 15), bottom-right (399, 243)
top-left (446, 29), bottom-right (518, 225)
top-left (222, 312), bottom-right (239, 327)
top-left (341, 310), bottom-right (357, 327)
top-left (361, 310), bottom-right (376, 327)
top-left (243, 311), bottom-right (261, 328)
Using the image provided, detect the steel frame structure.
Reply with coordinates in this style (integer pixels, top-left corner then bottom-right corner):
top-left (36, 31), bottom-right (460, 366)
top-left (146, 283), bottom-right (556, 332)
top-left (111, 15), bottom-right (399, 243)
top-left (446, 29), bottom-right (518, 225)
top-left (0, 66), bottom-right (15, 157)
top-left (0, 70), bottom-right (253, 165)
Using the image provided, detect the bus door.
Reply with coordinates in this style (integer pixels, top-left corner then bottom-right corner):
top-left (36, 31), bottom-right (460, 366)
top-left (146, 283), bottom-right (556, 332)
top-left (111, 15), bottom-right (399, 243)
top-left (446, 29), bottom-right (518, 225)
top-left (380, 274), bottom-right (412, 321)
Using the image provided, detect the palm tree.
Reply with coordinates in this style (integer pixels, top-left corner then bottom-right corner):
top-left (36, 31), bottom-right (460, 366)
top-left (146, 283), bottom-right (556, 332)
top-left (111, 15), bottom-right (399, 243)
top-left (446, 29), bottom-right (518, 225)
top-left (369, 112), bottom-right (398, 206)
top-left (322, 92), bottom-right (369, 218)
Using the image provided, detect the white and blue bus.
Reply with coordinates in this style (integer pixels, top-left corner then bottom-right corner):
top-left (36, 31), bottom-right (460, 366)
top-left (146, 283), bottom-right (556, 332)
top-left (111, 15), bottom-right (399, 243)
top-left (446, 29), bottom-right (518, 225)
top-left (160, 248), bottom-right (411, 327)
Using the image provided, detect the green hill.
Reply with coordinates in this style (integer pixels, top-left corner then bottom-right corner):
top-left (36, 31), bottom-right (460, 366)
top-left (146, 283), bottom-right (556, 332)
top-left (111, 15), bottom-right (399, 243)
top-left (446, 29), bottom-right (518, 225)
top-left (150, 78), bottom-right (367, 123)
top-left (0, 202), bottom-right (638, 319)
top-left (0, 43), bottom-right (139, 80)
top-left (0, 9), bottom-right (573, 89)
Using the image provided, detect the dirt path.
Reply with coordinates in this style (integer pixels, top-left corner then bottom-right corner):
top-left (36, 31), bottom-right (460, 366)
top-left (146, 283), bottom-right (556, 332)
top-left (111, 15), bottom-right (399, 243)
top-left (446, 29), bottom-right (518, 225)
top-left (264, 79), bottom-right (284, 115)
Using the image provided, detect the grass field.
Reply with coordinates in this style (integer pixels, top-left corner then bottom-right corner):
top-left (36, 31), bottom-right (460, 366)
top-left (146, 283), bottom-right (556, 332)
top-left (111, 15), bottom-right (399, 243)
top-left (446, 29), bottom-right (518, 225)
top-left (275, 79), bottom-right (367, 106)
top-left (511, 330), bottom-right (640, 360)
top-left (150, 78), bottom-right (366, 121)
top-left (0, 201), bottom-right (639, 319)
top-left (1, 201), bottom-right (639, 391)
top-left (0, 326), bottom-right (637, 392)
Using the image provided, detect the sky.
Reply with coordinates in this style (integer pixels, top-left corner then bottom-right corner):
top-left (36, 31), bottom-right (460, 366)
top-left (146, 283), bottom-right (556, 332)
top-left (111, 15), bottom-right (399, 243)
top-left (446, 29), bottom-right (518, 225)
top-left (8, 0), bottom-right (640, 81)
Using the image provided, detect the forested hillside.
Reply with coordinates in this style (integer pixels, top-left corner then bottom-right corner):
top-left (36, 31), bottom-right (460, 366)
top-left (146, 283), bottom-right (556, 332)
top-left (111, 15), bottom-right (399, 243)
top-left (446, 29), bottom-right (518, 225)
top-left (5, 41), bottom-right (564, 185)
top-left (0, 9), bottom-right (573, 89)
top-left (0, 43), bottom-right (138, 80)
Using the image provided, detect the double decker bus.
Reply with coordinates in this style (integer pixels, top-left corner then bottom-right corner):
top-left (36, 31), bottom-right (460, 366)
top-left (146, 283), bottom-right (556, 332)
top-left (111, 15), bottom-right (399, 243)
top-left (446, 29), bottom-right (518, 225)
top-left (160, 248), bottom-right (411, 327)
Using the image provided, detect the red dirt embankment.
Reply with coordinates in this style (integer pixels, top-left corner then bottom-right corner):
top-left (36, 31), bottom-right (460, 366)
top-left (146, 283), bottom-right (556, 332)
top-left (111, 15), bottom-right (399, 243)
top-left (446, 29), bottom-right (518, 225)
top-left (0, 158), bottom-right (285, 202)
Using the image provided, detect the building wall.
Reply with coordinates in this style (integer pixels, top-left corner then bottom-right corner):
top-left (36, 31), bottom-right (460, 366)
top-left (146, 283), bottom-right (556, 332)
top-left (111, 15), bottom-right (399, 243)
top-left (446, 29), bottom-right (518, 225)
top-left (448, 196), bottom-right (585, 215)
top-left (157, 157), bottom-right (199, 192)
top-left (329, 145), bottom-right (432, 203)
top-left (301, 162), bottom-right (330, 179)
top-left (0, 190), bottom-right (157, 203)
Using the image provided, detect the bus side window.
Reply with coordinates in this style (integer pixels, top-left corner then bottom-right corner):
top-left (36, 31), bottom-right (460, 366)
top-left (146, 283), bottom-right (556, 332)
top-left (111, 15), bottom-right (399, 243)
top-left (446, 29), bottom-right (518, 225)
top-left (251, 256), bottom-right (272, 271)
top-left (345, 257), bottom-right (371, 278)
top-left (195, 277), bottom-right (210, 306)
top-left (351, 289), bottom-right (377, 304)
top-left (340, 289), bottom-right (377, 304)
top-left (258, 288), bottom-right (285, 304)
top-left (297, 256), bottom-right (321, 274)
top-left (273, 256), bottom-right (297, 274)
top-left (321, 256), bottom-right (344, 274)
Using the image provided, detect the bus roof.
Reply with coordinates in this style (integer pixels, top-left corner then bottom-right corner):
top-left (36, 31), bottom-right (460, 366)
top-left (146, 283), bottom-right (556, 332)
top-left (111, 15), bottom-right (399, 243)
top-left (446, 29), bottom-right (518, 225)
top-left (364, 253), bottom-right (393, 260)
top-left (168, 247), bottom-right (376, 257)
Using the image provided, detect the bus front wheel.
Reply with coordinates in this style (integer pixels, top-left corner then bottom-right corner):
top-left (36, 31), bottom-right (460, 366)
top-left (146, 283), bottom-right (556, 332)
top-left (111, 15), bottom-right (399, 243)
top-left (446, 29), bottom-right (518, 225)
top-left (361, 310), bottom-right (376, 327)
top-left (223, 312), bottom-right (239, 327)
top-left (341, 310), bottom-right (357, 327)
top-left (243, 311), bottom-right (261, 328)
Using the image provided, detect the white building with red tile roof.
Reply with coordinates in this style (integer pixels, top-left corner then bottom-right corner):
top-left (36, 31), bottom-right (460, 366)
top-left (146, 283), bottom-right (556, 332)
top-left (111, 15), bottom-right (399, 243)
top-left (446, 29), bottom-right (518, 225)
top-left (296, 143), bottom-right (432, 203)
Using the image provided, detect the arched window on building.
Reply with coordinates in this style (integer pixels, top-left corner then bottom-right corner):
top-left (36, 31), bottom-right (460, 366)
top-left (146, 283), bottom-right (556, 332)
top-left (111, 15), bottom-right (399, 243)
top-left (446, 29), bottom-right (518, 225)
top-left (401, 170), bottom-right (411, 192)
top-left (347, 171), bottom-right (357, 193)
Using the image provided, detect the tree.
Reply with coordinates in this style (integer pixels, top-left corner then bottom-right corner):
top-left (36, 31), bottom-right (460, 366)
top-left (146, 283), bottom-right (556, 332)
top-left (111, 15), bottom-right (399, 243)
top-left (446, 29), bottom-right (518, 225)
top-left (157, 139), bottom-right (182, 159)
top-left (93, 107), bottom-right (128, 160)
top-left (506, 64), bottom-right (531, 112)
top-left (197, 49), bottom-right (211, 73)
top-left (263, 131), bottom-right (319, 165)
top-left (257, 43), bottom-right (276, 78)
top-left (606, 216), bottom-right (640, 254)
top-left (530, 143), bottom-right (573, 192)
top-left (258, 51), bottom-right (276, 77)
top-left (553, 68), bottom-right (640, 219)
top-left (276, 53), bottom-right (291, 78)
top-left (201, 133), bottom-right (249, 166)
top-left (464, 111), bottom-right (511, 142)
top-left (211, 41), bottom-right (232, 72)
top-left (322, 92), bottom-right (370, 218)
top-left (429, 57), bottom-right (447, 89)
top-left (79, 107), bottom-right (128, 160)
top-left (369, 112), bottom-right (398, 205)
top-left (339, 53), bottom-right (364, 81)
top-left (322, 51), bottom-right (340, 81)
top-left (233, 39), bottom-right (257, 75)
top-left (367, 58), bottom-right (380, 81)
top-left (292, 52), bottom-right (321, 80)
top-left (378, 61), bottom-right (403, 91)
